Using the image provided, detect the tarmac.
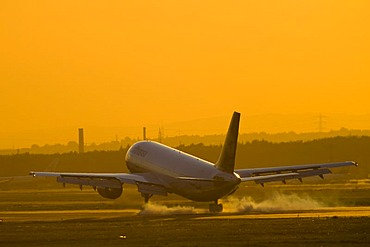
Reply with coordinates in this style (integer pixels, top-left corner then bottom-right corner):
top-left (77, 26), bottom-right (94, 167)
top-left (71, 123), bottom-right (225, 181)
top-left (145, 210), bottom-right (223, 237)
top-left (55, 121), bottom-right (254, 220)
top-left (2, 206), bottom-right (370, 222)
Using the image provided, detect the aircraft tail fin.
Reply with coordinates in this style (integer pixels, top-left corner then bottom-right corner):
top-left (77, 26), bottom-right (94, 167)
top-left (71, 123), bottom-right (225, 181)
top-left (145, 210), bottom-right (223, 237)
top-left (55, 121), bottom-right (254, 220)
top-left (215, 112), bottom-right (240, 174)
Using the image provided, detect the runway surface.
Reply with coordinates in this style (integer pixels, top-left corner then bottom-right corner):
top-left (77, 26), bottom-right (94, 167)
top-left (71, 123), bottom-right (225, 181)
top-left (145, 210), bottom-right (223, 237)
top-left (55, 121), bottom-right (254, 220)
top-left (1, 188), bottom-right (370, 246)
top-left (2, 206), bottom-right (370, 222)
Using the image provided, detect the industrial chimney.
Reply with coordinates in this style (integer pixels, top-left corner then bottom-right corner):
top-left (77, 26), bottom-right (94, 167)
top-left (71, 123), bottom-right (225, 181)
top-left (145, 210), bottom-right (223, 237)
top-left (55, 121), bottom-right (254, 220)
top-left (143, 127), bottom-right (147, 140)
top-left (79, 128), bottom-right (84, 153)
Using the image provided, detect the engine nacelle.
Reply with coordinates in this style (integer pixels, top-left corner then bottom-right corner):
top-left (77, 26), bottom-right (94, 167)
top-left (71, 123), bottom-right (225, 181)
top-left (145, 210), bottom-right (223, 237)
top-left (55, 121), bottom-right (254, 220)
top-left (97, 187), bottom-right (123, 199)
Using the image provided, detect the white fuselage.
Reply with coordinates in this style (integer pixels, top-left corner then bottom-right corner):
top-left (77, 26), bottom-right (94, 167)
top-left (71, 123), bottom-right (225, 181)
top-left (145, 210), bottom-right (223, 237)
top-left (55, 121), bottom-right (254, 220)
top-left (125, 141), bottom-right (241, 202)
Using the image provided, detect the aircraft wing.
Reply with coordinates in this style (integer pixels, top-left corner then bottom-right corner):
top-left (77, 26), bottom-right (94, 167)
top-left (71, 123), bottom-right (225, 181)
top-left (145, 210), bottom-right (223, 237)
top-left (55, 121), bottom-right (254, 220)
top-left (29, 171), bottom-right (166, 194)
top-left (234, 161), bottom-right (357, 186)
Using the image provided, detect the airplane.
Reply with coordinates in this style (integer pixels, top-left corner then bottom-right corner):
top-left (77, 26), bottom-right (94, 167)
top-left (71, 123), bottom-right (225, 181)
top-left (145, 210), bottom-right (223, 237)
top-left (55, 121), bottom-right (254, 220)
top-left (30, 112), bottom-right (357, 212)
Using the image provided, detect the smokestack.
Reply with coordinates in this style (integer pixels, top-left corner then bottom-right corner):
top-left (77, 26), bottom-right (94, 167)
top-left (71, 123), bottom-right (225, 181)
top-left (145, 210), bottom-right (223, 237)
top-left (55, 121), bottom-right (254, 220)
top-left (79, 128), bottom-right (84, 153)
top-left (143, 127), bottom-right (147, 140)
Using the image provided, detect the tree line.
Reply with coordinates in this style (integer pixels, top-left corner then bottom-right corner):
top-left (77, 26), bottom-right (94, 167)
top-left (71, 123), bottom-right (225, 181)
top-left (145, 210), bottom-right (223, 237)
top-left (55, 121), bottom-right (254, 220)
top-left (0, 136), bottom-right (368, 178)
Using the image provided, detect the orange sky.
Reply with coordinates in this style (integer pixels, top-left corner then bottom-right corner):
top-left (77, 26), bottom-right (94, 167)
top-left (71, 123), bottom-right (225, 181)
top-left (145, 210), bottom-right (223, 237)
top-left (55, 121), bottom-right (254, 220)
top-left (0, 1), bottom-right (369, 147)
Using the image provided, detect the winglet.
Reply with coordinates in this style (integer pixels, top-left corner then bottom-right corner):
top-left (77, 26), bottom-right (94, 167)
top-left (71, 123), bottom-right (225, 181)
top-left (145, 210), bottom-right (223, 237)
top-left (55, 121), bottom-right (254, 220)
top-left (215, 112), bottom-right (240, 174)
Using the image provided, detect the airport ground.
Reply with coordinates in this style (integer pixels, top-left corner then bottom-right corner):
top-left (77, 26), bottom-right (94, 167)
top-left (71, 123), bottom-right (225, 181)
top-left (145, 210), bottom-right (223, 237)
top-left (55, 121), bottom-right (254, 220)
top-left (1, 179), bottom-right (370, 246)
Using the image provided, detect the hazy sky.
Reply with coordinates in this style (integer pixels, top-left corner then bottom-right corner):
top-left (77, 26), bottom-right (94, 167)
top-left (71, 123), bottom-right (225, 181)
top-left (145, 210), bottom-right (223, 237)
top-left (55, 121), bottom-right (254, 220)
top-left (0, 1), bottom-right (369, 146)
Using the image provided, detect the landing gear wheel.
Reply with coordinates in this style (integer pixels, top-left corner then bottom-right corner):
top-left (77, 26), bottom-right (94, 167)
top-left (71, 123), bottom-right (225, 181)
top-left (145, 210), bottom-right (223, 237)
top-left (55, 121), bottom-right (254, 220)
top-left (209, 202), bottom-right (223, 213)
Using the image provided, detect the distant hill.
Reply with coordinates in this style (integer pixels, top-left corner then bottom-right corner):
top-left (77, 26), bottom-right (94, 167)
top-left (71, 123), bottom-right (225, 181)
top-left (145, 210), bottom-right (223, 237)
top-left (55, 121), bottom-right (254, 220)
top-left (1, 113), bottom-right (370, 149)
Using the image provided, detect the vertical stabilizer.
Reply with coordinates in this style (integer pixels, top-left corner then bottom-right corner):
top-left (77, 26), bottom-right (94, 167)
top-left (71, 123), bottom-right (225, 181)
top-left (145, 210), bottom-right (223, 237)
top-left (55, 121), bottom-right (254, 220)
top-left (216, 112), bottom-right (240, 173)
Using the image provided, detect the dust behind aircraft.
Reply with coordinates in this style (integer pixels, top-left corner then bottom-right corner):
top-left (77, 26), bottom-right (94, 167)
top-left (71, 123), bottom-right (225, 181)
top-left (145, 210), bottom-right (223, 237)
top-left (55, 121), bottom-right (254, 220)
top-left (30, 112), bottom-right (357, 212)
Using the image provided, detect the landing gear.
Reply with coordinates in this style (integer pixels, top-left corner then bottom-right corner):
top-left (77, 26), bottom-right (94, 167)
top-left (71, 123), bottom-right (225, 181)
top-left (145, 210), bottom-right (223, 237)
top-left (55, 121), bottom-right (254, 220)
top-left (209, 200), bottom-right (223, 213)
top-left (141, 193), bottom-right (153, 203)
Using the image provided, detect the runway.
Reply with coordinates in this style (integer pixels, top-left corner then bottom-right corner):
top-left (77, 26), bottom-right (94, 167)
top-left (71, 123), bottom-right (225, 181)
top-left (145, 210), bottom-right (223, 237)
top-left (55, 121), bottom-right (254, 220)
top-left (2, 206), bottom-right (370, 222)
top-left (197, 206), bottom-right (370, 220)
top-left (2, 207), bottom-right (370, 247)
top-left (2, 182), bottom-right (369, 246)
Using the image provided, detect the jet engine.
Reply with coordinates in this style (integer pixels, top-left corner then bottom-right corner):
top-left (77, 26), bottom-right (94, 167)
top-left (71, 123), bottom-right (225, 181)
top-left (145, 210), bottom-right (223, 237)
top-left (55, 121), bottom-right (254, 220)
top-left (97, 186), bottom-right (123, 199)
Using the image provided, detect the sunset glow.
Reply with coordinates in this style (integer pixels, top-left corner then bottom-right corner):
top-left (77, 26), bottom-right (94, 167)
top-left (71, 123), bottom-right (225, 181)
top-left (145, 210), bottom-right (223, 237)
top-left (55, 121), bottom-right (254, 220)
top-left (1, 1), bottom-right (369, 146)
